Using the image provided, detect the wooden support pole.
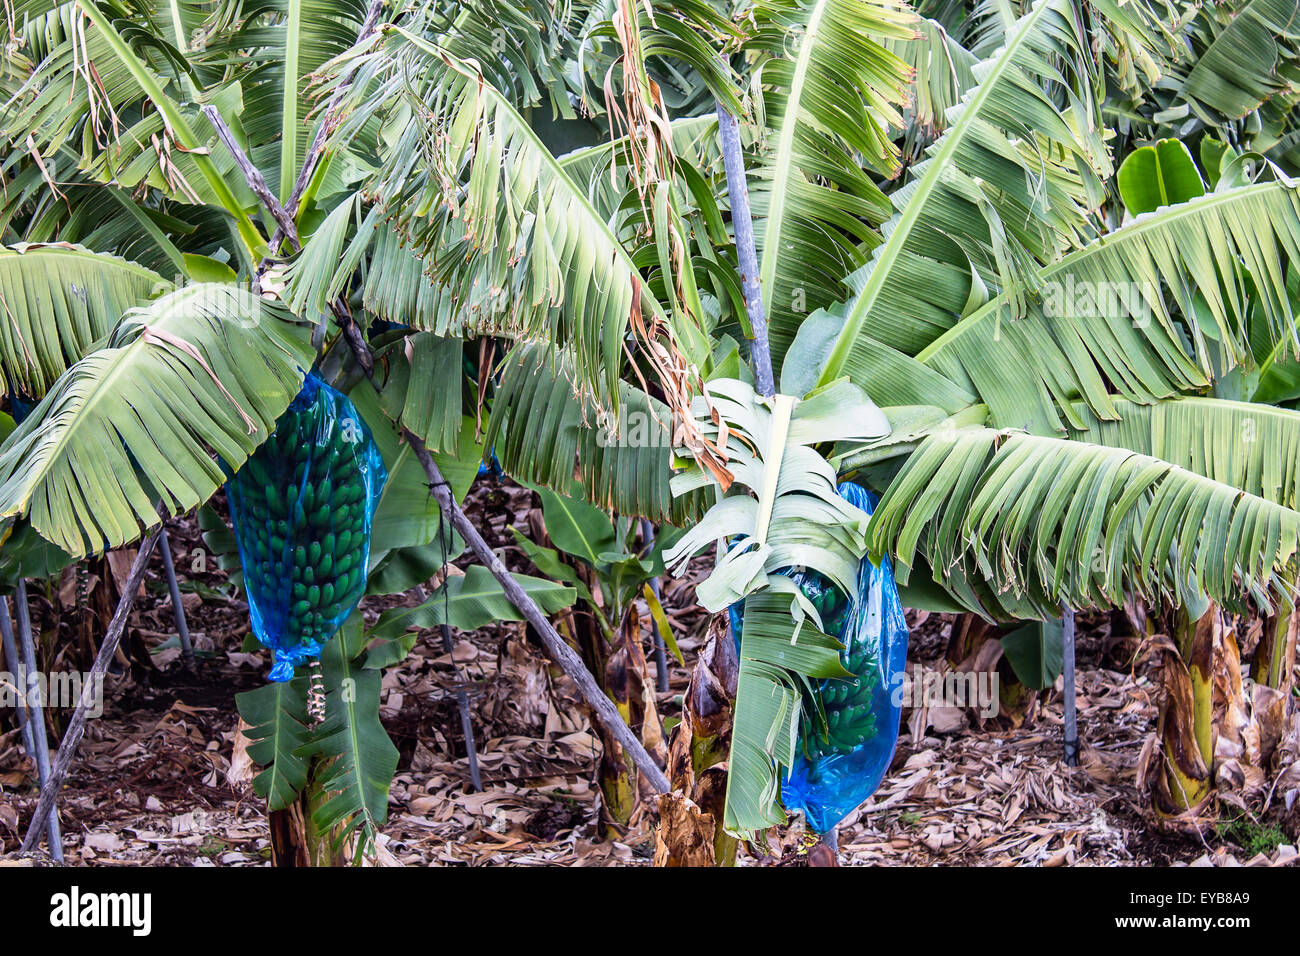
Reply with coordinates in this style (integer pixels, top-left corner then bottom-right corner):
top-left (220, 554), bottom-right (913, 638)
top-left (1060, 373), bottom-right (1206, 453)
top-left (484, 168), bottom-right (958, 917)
top-left (21, 531), bottom-right (161, 854)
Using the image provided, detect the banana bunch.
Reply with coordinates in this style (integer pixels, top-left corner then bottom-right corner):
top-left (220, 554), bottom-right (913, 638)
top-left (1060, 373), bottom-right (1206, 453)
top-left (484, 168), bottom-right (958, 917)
top-left (225, 373), bottom-right (385, 682)
top-left (792, 569), bottom-right (880, 759)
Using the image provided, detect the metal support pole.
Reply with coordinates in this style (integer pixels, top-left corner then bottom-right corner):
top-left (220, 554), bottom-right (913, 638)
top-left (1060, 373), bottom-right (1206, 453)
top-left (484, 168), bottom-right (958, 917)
top-left (1062, 607), bottom-right (1079, 767)
top-left (1, 595), bottom-right (34, 756)
top-left (15, 580), bottom-right (62, 860)
top-left (414, 572), bottom-right (482, 792)
top-left (716, 102), bottom-right (775, 397)
top-left (442, 620), bottom-right (483, 793)
top-left (640, 519), bottom-right (670, 693)
top-left (158, 527), bottom-right (195, 667)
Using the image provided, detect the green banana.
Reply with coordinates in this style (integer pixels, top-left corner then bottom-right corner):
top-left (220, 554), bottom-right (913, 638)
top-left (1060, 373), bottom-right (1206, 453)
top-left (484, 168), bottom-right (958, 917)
top-left (788, 567), bottom-right (881, 758)
top-left (224, 374), bottom-right (386, 681)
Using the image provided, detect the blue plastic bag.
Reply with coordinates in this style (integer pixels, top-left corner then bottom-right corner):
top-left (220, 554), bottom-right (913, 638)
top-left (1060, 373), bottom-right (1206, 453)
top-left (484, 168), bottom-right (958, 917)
top-left (224, 373), bottom-right (386, 681)
top-left (8, 392), bottom-right (34, 424)
top-left (729, 482), bottom-right (910, 833)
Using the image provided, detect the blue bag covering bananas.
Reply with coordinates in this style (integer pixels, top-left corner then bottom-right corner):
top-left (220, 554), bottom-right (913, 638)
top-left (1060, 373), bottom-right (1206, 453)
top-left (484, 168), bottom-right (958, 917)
top-left (729, 482), bottom-right (910, 833)
top-left (225, 372), bottom-right (386, 681)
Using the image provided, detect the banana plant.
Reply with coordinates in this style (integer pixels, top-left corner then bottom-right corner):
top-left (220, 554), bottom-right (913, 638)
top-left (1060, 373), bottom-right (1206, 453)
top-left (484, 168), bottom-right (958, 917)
top-left (0, 0), bottom-right (740, 856)
top-left (680, 0), bottom-right (1300, 833)
top-left (6, 0), bottom-right (1300, 850)
top-left (662, 377), bottom-right (891, 832)
top-left (512, 485), bottom-right (681, 644)
top-left (197, 356), bottom-right (575, 850)
top-left (501, 481), bottom-right (682, 828)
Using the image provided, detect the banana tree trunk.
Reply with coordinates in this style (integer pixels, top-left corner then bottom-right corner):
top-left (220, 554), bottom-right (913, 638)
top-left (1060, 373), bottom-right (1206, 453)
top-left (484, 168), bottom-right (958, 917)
top-left (655, 614), bottom-right (738, 866)
top-left (268, 799), bottom-right (313, 867)
top-left (1157, 605), bottom-right (1216, 815)
top-left (268, 758), bottom-right (349, 867)
top-left (548, 560), bottom-right (637, 836)
top-left (566, 600), bottom-right (636, 835)
top-left (607, 604), bottom-right (669, 828)
top-left (1252, 603), bottom-right (1297, 693)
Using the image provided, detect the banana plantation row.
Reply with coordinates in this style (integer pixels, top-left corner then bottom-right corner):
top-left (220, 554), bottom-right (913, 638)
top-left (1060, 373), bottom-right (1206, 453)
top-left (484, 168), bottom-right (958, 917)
top-left (0, 0), bottom-right (1298, 864)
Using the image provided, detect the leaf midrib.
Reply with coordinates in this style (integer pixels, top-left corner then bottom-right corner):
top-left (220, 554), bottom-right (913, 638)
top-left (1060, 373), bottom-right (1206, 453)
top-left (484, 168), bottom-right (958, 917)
top-left (263, 683), bottom-right (305, 808)
top-left (280, 0), bottom-right (304, 202)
